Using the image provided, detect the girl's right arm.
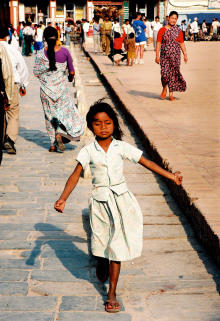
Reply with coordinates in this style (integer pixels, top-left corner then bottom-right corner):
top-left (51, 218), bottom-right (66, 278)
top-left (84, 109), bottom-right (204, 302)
top-left (54, 163), bottom-right (83, 213)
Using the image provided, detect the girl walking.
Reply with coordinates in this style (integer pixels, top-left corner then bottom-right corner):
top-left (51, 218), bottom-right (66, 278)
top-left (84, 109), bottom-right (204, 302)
top-left (54, 100), bottom-right (182, 313)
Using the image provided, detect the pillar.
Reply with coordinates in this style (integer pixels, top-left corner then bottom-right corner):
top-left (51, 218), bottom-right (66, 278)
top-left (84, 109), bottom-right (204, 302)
top-left (9, 0), bottom-right (19, 29)
top-left (49, 0), bottom-right (56, 21)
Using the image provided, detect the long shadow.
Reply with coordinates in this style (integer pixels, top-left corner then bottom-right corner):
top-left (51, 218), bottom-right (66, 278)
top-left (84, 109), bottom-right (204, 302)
top-left (25, 219), bottom-right (108, 302)
top-left (19, 127), bottom-right (77, 151)
top-left (128, 89), bottom-right (162, 100)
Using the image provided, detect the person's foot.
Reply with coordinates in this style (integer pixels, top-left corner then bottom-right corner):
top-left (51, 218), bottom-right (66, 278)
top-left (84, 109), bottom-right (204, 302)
top-left (56, 134), bottom-right (65, 152)
top-left (105, 293), bottom-right (121, 313)
top-left (49, 146), bottom-right (57, 152)
top-left (139, 59), bottom-right (144, 64)
top-left (116, 59), bottom-right (121, 66)
top-left (160, 87), bottom-right (167, 100)
top-left (4, 136), bottom-right (16, 154)
top-left (96, 258), bottom-right (109, 283)
top-left (169, 96), bottom-right (176, 101)
top-left (135, 59), bottom-right (138, 64)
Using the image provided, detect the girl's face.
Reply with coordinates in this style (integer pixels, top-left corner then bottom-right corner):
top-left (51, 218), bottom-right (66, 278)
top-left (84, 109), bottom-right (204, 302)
top-left (168, 15), bottom-right (178, 26)
top-left (91, 112), bottom-right (114, 139)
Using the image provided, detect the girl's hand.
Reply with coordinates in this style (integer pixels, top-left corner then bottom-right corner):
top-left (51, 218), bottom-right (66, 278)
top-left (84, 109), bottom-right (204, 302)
top-left (54, 198), bottom-right (66, 213)
top-left (183, 53), bottom-right (188, 63)
top-left (173, 171), bottom-right (183, 185)
top-left (155, 56), bottom-right (160, 64)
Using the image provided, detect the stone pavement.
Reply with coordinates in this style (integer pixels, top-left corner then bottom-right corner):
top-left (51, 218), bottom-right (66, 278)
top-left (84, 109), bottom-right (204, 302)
top-left (0, 45), bottom-right (219, 321)
top-left (84, 41), bottom-right (220, 265)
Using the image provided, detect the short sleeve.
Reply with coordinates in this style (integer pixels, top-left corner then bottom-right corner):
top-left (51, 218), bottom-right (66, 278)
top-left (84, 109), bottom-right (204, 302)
top-left (157, 27), bottom-right (166, 42)
top-left (176, 30), bottom-right (184, 43)
top-left (120, 141), bottom-right (143, 163)
top-left (76, 146), bottom-right (90, 169)
top-left (66, 49), bottom-right (74, 73)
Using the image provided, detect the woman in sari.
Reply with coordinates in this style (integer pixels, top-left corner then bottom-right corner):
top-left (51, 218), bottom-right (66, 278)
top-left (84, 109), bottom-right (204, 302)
top-left (155, 11), bottom-right (188, 101)
top-left (33, 27), bottom-right (84, 152)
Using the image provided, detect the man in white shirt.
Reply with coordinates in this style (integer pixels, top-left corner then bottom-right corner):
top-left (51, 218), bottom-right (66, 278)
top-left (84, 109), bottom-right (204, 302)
top-left (22, 21), bottom-right (35, 56)
top-left (151, 16), bottom-right (162, 50)
top-left (191, 17), bottom-right (199, 42)
top-left (212, 18), bottom-right (219, 35)
top-left (83, 20), bottom-right (90, 43)
top-left (0, 26), bottom-right (29, 154)
top-left (112, 19), bottom-right (121, 34)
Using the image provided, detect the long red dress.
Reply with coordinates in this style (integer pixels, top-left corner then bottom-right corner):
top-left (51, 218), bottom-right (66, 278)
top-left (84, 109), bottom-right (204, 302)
top-left (157, 26), bottom-right (186, 92)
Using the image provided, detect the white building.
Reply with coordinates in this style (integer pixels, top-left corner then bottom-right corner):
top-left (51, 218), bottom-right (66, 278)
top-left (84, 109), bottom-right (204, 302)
top-left (166, 0), bottom-right (220, 24)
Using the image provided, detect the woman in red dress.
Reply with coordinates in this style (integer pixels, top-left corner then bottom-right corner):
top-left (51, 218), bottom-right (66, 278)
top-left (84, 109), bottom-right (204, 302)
top-left (155, 11), bottom-right (188, 101)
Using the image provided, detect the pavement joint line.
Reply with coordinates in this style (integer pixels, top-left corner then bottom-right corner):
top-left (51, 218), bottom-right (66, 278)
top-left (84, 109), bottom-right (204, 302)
top-left (83, 44), bottom-right (220, 267)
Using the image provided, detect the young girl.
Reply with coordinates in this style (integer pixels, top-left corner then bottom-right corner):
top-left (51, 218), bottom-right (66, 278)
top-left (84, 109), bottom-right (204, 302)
top-left (126, 32), bottom-right (136, 66)
top-left (54, 100), bottom-right (182, 313)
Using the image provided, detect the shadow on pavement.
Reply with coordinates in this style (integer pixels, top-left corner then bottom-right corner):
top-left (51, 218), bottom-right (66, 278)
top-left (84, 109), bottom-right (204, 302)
top-left (19, 127), bottom-right (77, 151)
top-left (128, 89), bottom-right (162, 100)
top-left (25, 218), bottom-right (108, 303)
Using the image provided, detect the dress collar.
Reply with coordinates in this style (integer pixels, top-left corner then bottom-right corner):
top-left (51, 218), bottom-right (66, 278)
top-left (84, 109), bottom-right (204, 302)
top-left (94, 138), bottom-right (118, 153)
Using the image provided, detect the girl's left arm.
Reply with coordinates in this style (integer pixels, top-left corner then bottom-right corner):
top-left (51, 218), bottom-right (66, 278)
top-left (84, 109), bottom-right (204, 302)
top-left (138, 156), bottom-right (182, 185)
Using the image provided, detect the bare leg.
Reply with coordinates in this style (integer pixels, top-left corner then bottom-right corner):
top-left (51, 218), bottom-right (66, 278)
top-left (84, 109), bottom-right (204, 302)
top-left (131, 58), bottom-right (134, 66)
top-left (140, 44), bottom-right (144, 59)
top-left (135, 45), bottom-right (139, 60)
top-left (105, 261), bottom-right (121, 312)
top-left (161, 85), bottom-right (167, 99)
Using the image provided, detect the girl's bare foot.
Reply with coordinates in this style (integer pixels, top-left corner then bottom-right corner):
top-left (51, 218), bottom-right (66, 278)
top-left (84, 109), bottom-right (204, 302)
top-left (116, 59), bottom-right (121, 66)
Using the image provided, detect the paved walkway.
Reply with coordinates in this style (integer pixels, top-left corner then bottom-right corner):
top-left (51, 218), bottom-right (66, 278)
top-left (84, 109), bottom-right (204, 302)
top-left (0, 46), bottom-right (219, 320)
top-left (84, 41), bottom-right (220, 264)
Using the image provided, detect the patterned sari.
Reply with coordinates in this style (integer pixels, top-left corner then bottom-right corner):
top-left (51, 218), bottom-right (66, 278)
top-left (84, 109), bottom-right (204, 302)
top-left (160, 25), bottom-right (186, 92)
top-left (33, 49), bottom-right (84, 146)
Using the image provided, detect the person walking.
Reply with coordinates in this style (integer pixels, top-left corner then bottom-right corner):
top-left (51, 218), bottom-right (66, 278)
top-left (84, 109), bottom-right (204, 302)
top-left (0, 43), bottom-right (14, 164)
top-left (65, 23), bottom-right (72, 46)
top-left (191, 17), bottom-right (199, 42)
top-left (33, 27), bottom-right (84, 152)
top-left (54, 100), bottom-right (183, 313)
top-left (83, 19), bottom-right (90, 44)
top-left (202, 19), bottom-right (208, 35)
top-left (0, 26), bottom-right (28, 154)
top-left (22, 21), bottom-right (35, 56)
top-left (155, 11), bottom-right (187, 101)
top-left (132, 12), bottom-right (146, 64)
top-left (181, 20), bottom-right (187, 40)
top-left (93, 17), bottom-right (101, 53)
top-left (126, 32), bottom-right (136, 66)
top-left (101, 15), bottom-right (112, 55)
top-left (34, 24), bottom-right (44, 53)
top-left (152, 16), bottom-right (162, 50)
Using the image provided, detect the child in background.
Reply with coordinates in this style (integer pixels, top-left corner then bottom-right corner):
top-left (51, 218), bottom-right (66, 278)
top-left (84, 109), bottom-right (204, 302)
top-left (54, 100), bottom-right (183, 313)
top-left (126, 32), bottom-right (135, 66)
top-left (108, 26), bottom-right (127, 66)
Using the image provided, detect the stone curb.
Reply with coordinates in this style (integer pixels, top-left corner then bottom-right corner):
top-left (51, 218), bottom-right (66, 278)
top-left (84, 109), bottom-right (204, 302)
top-left (83, 46), bottom-right (220, 267)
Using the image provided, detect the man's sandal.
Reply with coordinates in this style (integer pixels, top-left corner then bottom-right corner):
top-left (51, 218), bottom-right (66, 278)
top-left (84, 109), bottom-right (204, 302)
top-left (96, 260), bottom-right (109, 283)
top-left (105, 300), bottom-right (121, 313)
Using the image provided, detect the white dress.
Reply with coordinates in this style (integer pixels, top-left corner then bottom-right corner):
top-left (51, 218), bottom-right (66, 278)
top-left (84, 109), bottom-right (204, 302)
top-left (76, 139), bottom-right (143, 261)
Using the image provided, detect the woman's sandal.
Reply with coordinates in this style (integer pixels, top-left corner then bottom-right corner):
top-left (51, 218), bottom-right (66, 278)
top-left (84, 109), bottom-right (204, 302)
top-left (169, 97), bottom-right (176, 101)
top-left (49, 146), bottom-right (57, 152)
top-left (160, 93), bottom-right (166, 100)
top-left (56, 135), bottom-right (65, 152)
top-left (105, 300), bottom-right (121, 313)
top-left (96, 260), bottom-right (109, 283)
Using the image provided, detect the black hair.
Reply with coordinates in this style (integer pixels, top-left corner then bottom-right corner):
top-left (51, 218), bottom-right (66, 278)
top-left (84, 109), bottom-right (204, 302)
top-left (124, 19), bottom-right (129, 23)
top-left (43, 27), bottom-right (58, 71)
top-left (169, 11), bottom-right (179, 18)
top-left (129, 32), bottom-right (134, 39)
top-left (86, 99), bottom-right (124, 140)
top-left (203, 19), bottom-right (206, 22)
top-left (135, 12), bottom-right (141, 18)
top-left (155, 16), bottom-right (159, 19)
top-left (0, 26), bottom-right (9, 39)
top-left (114, 31), bottom-right (120, 38)
top-left (105, 14), bottom-right (109, 18)
top-left (26, 21), bottom-right (32, 27)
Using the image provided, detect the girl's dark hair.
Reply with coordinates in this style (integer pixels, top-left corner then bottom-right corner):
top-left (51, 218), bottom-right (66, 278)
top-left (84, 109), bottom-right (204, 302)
top-left (114, 31), bottom-right (120, 38)
top-left (169, 11), bottom-right (179, 18)
top-left (43, 27), bottom-right (58, 71)
top-left (129, 32), bottom-right (134, 39)
top-left (86, 99), bottom-right (124, 140)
